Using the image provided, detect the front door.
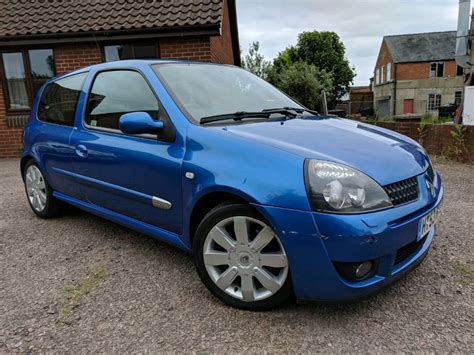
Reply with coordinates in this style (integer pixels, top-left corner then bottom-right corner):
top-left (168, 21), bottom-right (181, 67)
top-left (70, 69), bottom-right (184, 234)
top-left (404, 99), bottom-right (414, 114)
top-left (377, 99), bottom-right (390, 118)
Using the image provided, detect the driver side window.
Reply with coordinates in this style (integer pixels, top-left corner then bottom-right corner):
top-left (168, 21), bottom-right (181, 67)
top-left (85, 70), bottom-right (159, 130)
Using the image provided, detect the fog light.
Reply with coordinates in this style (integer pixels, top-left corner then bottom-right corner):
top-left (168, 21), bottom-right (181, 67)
top-left (333, 260), bottom-right (377, 282)
top-left (355, 261), bottom-right (374, 279)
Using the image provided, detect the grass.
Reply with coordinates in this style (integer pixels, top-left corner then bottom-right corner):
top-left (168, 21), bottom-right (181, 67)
top-left (62, 267), bottom-right (107, 318)
top-left (454, 263), bottom-right (474, 286)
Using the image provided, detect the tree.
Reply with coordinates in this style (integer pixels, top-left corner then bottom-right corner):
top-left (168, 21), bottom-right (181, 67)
top-left (272, 31), bottom-right (355, 105)
top-left (271, 62), bottom-right (333, 110)
top-left (241, 41), bottom-right (271, 79)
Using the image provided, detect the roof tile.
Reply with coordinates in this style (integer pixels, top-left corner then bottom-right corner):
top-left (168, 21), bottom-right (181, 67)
top-left (385, 31), bottom-right (457, 63)
top-left (0, 0), bottom-right (224, 38)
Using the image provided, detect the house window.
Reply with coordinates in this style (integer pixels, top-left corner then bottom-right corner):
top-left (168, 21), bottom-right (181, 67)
top-left (427, 94), bottom-right (442, 111)
top-left (103, 43), bottom-right (159, 62)
top-left (381, 66), bottom-right (385, 83)
top-left (386, 63), bottom-right (392, 81)
top-left (457, 65), bottom-right (464, 76)
top-left (1, 49), bottom-right (55, 111)
top-left (375, 69), bottom-right (380, 85)
top-left (455, 91), bottom-right (463, 106)
top-left (430, 62), bottom-right (444, 78)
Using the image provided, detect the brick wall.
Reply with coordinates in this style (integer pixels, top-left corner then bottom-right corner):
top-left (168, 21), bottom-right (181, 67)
top-left (54, 44), bottom-right (102, 75)
top-left (397, 62), bottom-right (429, 81)
top-left (210, 0), bottom-right (235, 64)
top-left (350, 88), bottom-right (373, 115)
top-left (0, 80), bottom-right (23, 158)
top-left (372, 121), bottom-right (474, 162)
top-left (444, 61), bottom-right (459, 78)
top-left (397, 60), bottom-right (459, 81)
top-left (160, 36), bottom-right (212, 61)
top-left (374, 39), bottom-right (393, 82)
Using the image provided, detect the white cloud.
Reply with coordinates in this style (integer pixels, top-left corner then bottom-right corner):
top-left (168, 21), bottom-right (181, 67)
top-left (236, 0), bottom-right (460, 86)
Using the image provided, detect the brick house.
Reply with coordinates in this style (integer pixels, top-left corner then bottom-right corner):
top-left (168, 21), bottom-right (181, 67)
top-left (373, 31), bottom-right (465, 118)
top-left (0, 0), bottom-right (240, 158)
top-left (348, 86), bottom-right (374, 116)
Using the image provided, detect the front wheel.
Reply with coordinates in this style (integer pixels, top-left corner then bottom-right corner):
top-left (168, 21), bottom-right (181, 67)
top-left (193, 203), bottom-right (293, 311)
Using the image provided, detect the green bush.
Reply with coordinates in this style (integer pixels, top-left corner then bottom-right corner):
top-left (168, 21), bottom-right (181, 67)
top-left (418, 122), bottom-right (429, 145)
top-left (421, 113), bottom-right (452, 124)
top-left (443, 125), bottom-right (469, 162)
top-left (269, 62), bottom-right (332, 110)
top-left (271, 31), bottom-right (355, 106)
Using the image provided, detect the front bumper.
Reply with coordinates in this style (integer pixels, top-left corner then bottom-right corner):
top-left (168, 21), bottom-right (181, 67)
top-left (252, 171), bottom-right (444, 301)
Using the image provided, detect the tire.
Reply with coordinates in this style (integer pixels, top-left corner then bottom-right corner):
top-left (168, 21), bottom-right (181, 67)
top-left (23, 160), bottom-right (63, 218)
top-left (193, 203), bottom-right (293, 311)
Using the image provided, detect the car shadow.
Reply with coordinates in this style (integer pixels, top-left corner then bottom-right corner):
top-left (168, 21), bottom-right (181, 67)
top-left (59, 205), bottom-right (423, 315)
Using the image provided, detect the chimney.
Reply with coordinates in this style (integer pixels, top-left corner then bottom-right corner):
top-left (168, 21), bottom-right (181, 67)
top-left (456, 0), bottom-right (471, 68)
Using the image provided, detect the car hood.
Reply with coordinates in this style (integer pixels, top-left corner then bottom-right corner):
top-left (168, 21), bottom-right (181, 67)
top-left (214, 117), bottom-right (429, 185)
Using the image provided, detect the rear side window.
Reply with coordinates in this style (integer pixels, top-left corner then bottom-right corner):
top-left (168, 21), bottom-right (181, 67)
top-left (38, 73), bottom-right (87, 126)
top-left (85, 70), bottom-right (159, 130)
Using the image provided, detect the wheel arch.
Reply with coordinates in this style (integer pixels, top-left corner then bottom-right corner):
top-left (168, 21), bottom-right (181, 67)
top-left (20, 155), bottom-right (36, 180)
top-left (187, 189), bottom-right (260, 246)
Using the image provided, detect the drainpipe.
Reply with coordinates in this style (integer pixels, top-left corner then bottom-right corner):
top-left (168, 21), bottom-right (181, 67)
top-left (393, 64), bottom-right (398, 116)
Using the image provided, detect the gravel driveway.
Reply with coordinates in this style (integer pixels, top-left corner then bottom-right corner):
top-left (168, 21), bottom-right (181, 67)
top-left (0, 158), bottom-right (473, 352)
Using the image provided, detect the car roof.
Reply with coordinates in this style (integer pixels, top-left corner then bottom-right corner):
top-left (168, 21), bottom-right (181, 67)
top-left (57, 59), bottom-right (225, 80)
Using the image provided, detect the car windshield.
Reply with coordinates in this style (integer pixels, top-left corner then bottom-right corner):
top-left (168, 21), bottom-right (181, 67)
top-left (152, 63), bottom-right (302, 123)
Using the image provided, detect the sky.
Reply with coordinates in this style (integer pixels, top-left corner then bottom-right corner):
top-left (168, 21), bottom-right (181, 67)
top-left (236, 0), bottom-right (461, 86)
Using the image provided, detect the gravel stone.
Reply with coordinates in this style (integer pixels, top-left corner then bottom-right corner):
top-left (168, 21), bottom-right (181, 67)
top-left (0, 158), bottom-right (473, 352)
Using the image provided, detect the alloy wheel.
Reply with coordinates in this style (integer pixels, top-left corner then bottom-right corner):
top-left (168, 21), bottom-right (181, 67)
top-left (203, 216), bottom-right (289, 302)
top-left (25, 165), bottom-right (47, 212)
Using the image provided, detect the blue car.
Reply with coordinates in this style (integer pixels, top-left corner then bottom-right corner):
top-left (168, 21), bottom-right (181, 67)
top-left (21, 60), bottom-right (443, 310)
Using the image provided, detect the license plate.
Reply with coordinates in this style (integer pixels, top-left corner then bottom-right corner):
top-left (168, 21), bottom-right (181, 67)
top-left (419, 208), bottom-right (439, 240)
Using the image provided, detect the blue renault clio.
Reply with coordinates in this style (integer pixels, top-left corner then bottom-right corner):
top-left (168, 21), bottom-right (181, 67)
top-left (21, 60), bottom-right (443, 310)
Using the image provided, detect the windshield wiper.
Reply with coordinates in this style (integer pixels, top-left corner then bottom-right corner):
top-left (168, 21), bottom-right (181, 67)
top-left (263, 107), bottom-right (320, 116)
top-left (200, 109), bottom-right (299, 124)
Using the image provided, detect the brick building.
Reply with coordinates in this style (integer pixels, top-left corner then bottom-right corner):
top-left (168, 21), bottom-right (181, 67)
top-left (0, 0), bottom-right (240, 158)
top-left (373, 31), bottom-right (464, 118)
top-left (348, 86), bottom-right (374, 116)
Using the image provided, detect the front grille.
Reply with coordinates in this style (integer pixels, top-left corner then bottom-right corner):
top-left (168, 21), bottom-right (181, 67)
top-left (384, 176), bottom-right (419, 206)
top-left (394, 237), bottom-right (426, 265)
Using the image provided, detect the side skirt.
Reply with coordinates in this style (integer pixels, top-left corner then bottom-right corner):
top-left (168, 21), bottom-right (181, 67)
top-left (53, 191), bottom-right (191, 252)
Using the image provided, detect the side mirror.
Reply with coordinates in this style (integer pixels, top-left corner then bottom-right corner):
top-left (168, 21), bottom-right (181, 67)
top-left (119, 112), bottom-right (164, 135)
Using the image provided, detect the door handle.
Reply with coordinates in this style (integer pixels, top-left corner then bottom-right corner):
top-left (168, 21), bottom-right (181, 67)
top-left (75, 144), bottom-right (89, 158)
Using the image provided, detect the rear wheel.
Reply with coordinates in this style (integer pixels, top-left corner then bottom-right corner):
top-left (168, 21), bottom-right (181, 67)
top-left (193, 203), bottom-right (292, 311)
top-left (23, 160), bottom-right (62, 218)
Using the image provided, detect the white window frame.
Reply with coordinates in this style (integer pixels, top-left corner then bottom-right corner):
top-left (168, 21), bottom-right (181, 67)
top-left (376, 69), bottom-right (381, 85)
top-left (430, 62), bottom-right (444, 78)
top-left (386, 63), bottom-right (392, 82)
top-left (381, 66), bottom-right (385, 83)
top-left (455, 91), bottom-right (463, 106)
top-left (427, 94), bottom-right (442, 111)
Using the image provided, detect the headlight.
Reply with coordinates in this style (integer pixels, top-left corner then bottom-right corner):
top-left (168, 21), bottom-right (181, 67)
top-left (305, 160), bottom-right (393, 213)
